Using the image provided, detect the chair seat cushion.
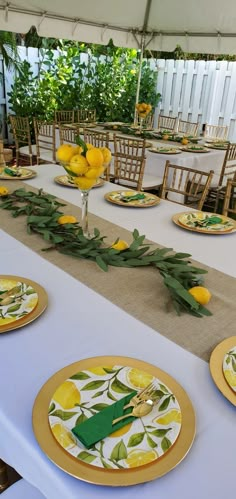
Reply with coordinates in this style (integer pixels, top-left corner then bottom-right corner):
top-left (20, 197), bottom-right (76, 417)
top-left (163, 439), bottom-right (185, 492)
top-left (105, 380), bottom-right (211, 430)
top-left (2, 479), bottom-right (44, 498)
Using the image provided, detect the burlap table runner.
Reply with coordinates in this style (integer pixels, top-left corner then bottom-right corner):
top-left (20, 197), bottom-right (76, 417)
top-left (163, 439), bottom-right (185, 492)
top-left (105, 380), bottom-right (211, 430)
top-left (1, 180), bottom-right (235, 361)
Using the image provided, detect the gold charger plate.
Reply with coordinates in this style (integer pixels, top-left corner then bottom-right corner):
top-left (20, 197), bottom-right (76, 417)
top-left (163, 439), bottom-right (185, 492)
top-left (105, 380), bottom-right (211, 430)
top-left (148, 147), bottom-right (181, 155)
top-left (54, 175), bottom-right (105, 189)
top-left (0, 168), bottom-right (37, 180)
top-left (104, 190), bottom-right (161, 208)
top-left (181, 147), bottom-right (210, 153)
top-left (172, 211), bottom-right (236, 235)
top-left (32, 355), bottom-right (195, 487)
top-left (0, 275), bottom-right (48, 334)
top-left (209, 337), bottom-right (236, 406)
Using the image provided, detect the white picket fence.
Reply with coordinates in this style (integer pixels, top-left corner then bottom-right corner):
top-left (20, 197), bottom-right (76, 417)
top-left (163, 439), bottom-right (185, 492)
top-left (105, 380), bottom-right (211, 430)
top-left (1, 47), bottom-right (236, 142)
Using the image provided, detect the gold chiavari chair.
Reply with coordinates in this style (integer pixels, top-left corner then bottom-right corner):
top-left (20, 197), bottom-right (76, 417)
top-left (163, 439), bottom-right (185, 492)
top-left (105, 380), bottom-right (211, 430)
top-left (204, 143), bottom-right (236, 212)
top-left (54, 110), bottom-right (75, 124)
top-left (113, 135), bottom-right (163, 191)
top-left (160, 161), bottom-right (214, 210)
top-left (33, 119), bottom-right (56, 164)
top-left (177, 119), bottom-right (199, 137)
top-left (157, 115), bottom-right (178, 132)
top-left (222, 178), bottom-right (236, 217)
top-left (83, 128), bottom-right (111, 180)
top-left (77, 109), bottom-right (96, 123)
top-left (9, 115), bottom-right (36, 167)
top-left (58, 124), bottom-right (80, 145)
top-left (204, 124), bottom-right (229, 141)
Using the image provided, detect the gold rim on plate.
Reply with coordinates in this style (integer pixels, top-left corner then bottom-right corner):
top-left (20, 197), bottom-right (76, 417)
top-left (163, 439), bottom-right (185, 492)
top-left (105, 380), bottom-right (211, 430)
top-left (209, 337), bottom-right (236, 406)
top-left (32, 355), bottom-right (196, 487)
top-left (172, 212), bottom-right (236, 235)
top-left (104, 191), bottom-right (161, 208)
top-left (0, 275), bottom-right (48, 334)
top-left (54, 175), bottom-right (105, 189)
top-left (0, 168), bottom-right (37, 180)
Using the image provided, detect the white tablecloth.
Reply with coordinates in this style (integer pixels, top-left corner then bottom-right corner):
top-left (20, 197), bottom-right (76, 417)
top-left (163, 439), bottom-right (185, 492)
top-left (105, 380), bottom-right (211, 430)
top-left (0, 168), bottom-right (235, 499)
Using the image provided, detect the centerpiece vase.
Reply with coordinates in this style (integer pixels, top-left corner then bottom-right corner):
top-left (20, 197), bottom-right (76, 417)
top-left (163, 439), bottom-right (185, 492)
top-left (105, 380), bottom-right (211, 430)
top-left (80, 189), bottom-right (90, 238)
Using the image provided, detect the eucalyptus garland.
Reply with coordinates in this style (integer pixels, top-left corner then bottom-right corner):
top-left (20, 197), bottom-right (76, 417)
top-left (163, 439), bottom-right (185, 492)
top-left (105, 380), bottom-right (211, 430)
top-left (0, 188), bottom-right (212, 318)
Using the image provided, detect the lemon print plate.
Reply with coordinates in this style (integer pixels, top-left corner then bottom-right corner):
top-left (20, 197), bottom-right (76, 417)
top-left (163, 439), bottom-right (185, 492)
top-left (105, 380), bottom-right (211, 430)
top-left (33, 355), bottom-right (195, 486)
top-left (0, 275), bottom-right (48, 333)
top-left (172, 211), bottom-right (236, 234)
top-left (181, 146), bottom-right (210, 153)
top-left (54, 175), bottom-right (105, 188)
top-left (223, 347), bottom-right (236, 393)
top-left (0, 167), bottom-right (37, 180)
top-left (210, 337), bottom-right (236, 406)
top-left (104, 190), bottom-right (161, 208)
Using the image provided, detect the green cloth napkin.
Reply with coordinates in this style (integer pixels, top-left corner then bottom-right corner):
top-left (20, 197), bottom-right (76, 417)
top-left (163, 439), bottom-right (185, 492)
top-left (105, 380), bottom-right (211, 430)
top-left (72, 391), bottom-right (137, 449)
top-left (121, 193), bottom-right (146, 202)
top-left (3, 167), bottom-right (21, 177)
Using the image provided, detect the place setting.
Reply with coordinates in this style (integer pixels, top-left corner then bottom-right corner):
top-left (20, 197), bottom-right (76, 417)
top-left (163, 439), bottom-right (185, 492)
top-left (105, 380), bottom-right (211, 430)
top-left (180, 145), bottom-right (210, 153)
top-left (104, 190), bottom-right (161, 207)
top-left (0, 275), bottom-right (48, 334)
top-left (54, 174), bottom-right (105, 189)
top-left (172, 211), bottom-right (236, 234)
top-left (148, 146), bottom-right (182, 154)
top-left (32, 355), bottom-right (195, 487)
top-left (0, 166), bottom-right (37, 180)
top-left (210, 336), bottom-right (236, 406)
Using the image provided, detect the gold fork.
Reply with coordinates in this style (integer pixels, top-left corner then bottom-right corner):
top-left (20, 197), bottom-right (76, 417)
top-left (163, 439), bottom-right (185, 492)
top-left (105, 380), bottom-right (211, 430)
top-left (123, 382), bottom-right (157, 410)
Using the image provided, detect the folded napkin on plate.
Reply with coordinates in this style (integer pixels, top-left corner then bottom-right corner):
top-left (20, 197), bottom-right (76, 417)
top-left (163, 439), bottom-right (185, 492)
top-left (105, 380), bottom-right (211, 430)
top-left (72, 391), bottom-right (137, 448)
top-left (121, 193), bottom-right (146, 202)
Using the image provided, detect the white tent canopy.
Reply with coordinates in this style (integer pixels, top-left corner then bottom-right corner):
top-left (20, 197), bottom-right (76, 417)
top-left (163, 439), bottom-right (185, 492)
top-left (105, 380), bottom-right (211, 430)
top-left (0, 0), bottom-right (236, 54)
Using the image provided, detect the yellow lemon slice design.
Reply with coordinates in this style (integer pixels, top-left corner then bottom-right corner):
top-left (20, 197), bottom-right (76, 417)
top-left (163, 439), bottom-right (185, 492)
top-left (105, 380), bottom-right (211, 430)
top-left (155, 409), bottom-right (182, 425)
top-left (51, 423), bottom-right (76, 449)
top-left (53, 381), bottom-right (81, 409)
top-left (127, 368), bottom-right (154, 389)
top-left (125, 449), bottom-right (158, 468)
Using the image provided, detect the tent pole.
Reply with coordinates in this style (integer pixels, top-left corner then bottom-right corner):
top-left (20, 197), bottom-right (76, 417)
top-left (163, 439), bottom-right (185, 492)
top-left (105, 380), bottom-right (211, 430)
top-left (134, 34), bottom-right (145, 125)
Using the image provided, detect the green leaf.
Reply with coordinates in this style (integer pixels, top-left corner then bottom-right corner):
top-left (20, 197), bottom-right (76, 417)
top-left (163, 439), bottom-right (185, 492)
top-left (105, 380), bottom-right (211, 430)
top-left (75, 413), bottom-right (88, 425)
top-left (110, 440), bottom-right (127, 461)
top-left (101, 458), bottom-right (114, 469)
top-left (90, 403), bottom-right (110, 411)
top-left (81, 380), bottom-right (106, 390)
top-left (70, 372), bottom-right (90, 380)
top-left (150, 428), bottom-right (172, 437)
top-left (50, 410), bottom-right (78, 421)
top-left (6, 303), bottom-right (21, 313)
top-left (147, 434), bottom-right (157, 448)
top-left (77, 451), bottom-right (96, 463)
top-left (91, 390), bottom-right (105, 399)
top-left (161, 437), bottom-right (172, 452)
top-left (96, 255), bottom-right (108, 272)
top-left (48, 402), bottom-right (56, 414)
top-left (158, 396), bottom-right (171, 412)
top-left (111, 378), bottom-right (134, 394)
top-left (127, 432), bottom-right (145, 447)
top-left (107, 391), bottom-right (117, 401)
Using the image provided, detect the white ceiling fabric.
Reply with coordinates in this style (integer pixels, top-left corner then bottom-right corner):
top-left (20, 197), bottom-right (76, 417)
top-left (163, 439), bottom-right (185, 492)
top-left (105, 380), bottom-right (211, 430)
top-left (0, 0), bottom-right (236, 54)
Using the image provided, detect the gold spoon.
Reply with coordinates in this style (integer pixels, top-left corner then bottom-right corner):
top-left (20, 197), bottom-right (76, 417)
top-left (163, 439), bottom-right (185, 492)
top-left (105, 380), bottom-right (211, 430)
top-left (112, 399), bottom-right (154, 425)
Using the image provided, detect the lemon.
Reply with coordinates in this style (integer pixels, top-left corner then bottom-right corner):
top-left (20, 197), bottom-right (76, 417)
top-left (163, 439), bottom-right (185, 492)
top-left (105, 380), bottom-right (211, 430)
top-left (57, 215), bottom-right (77, 225)
top-left (162, 134), bottom-right (169, 141)
top-left (85, 167), bottom-right (103, 179)
top-left (224, 369), bottom-right (236, 387)
top-left (155, 409), bottom-right (182, 425)
top-left (110, 422), bottom-right (132, 438)
top-left (53, 380), bottom-right (81, 409)
top-left (122, 191), bottom-right (136, 196)
top-left (85, 143), bottom-right (94, 150)
top-left (51, 423), bottom-right (76, 449)
top-left (125, 449), bottom-right (158, 468)
top-left (188, 286), bottom-right (212, 305)
top-left (69, 154), bottom-right (89, 175)
top-left (56, 144), bottom-right (78, 163)
top-left (126, 368), bottom-right (154, 389)
top-left (88, 366), bottom-right (113, 375)
top-left (0, 186), bottom-right (9, 196)
top-left (86, 148), bottom-right (104, 168)
top-left (181, 138), bottom-right (189, 145)
top-left (99, 147), bottom-right (112, 165)
top-left (111, 239), bottom-right (129, 251)
top-left (73, 177), bottom-right (97, 190)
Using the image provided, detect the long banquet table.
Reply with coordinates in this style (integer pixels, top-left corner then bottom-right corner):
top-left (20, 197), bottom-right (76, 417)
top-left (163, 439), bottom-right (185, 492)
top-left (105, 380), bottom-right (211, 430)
top-left (0, 164), bottom-right (235, 499)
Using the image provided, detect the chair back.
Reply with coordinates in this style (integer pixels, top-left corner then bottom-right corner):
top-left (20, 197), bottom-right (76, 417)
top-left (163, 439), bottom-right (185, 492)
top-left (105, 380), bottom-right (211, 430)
top-left (219, 143), bottom-right (236, 186)
top-left (33, 119), bottom-right (56, 163)
top-left (158, 115), bottom-right (177, 132)
top-left (177, 119), bottom-right (199, 137)
top-left (58, 125), bottom-right (80, 145)
top-left (54, 110), bottom-right (74, 124)
top-left (83, 129), bottom-right (109, 148)
top-left (204, 124), bottom-right (228, 140)
top-left (9, 115), bottom-right (33, 166)
top-left (113, 135), bottom-right (146, 191)
top-left (222, 178), bottom-right (236, 217)
top-left (77, 109), bottom-right (96, 123)
top-left (160, 161), bottom-right (214, 210)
